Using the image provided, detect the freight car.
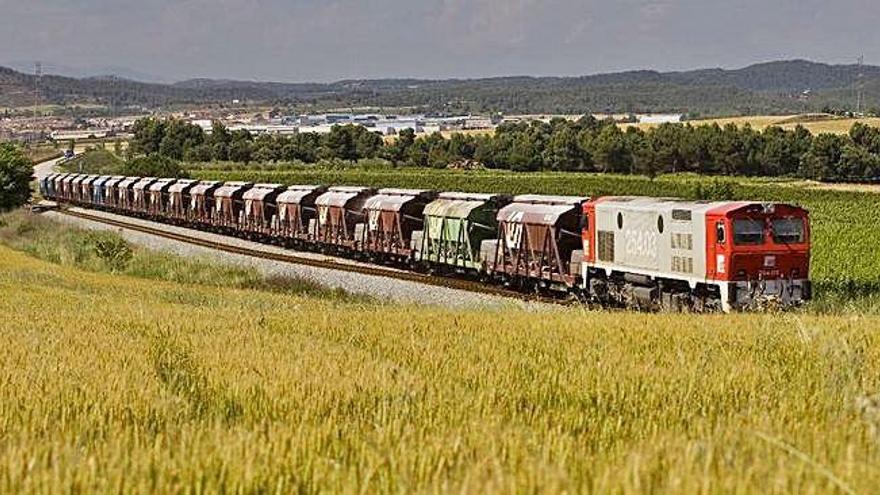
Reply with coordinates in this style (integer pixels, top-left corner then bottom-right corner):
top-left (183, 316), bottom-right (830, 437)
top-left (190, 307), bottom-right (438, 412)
top-left (44, 176), bottom-right (812, 312)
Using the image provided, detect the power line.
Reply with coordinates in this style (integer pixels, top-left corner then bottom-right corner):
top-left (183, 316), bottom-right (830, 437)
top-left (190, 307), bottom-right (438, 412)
top-left (856, 55), bottom-right (864, 115)
top-left (33, 61), bottom-right (42, 141)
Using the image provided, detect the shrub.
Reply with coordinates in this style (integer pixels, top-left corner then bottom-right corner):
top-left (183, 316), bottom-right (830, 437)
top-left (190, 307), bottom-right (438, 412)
top-left (0, 143), bottom-right (33, 211)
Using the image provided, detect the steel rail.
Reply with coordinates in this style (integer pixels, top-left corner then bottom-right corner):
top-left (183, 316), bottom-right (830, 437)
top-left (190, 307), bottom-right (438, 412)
top-left (58, 207), bottom-right (560, 303)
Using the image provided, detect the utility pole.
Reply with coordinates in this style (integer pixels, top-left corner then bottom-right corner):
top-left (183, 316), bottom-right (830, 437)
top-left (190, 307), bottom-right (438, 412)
top-left (33, 61), bottom-right (42, 142)
top-left (856, 55), bottom-right (864, 115)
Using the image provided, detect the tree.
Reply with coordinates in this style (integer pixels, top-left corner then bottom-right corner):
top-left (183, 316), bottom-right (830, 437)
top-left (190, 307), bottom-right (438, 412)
top-left (130, 118), bottom-right (166, 155)
top-left (227, 130), bottom-right (254, 164)
top-left (591, 125), bottom-right (630, 173)
top-left (322, 125), bottom-right (358, 161)
top-left (122, 154), bottom-right (190, 178)
top-left (800, 133), bottom-right (845, 181)
top-left (383, 128), bottom-right (415, 163)
top-left (354, 128), bottom-right (383, 159)
top-left (0, 144), bottom-right (33, 210)
top-left (543, 125), bottom-right (589, 171)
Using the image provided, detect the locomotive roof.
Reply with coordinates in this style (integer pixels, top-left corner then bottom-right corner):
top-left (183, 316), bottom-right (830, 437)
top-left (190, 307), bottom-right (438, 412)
top-left (592, 196), bottom-right (807, 217)
top-left (594, 196), bottom-right (738, 214)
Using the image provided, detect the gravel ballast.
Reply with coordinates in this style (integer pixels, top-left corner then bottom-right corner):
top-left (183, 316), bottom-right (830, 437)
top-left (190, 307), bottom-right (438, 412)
top-left (43, 209), bottom-right (548, 310)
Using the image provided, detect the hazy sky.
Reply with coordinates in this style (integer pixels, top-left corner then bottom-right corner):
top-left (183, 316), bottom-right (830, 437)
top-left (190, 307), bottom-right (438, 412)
top-left (2, 0), bottom-right (878, 82)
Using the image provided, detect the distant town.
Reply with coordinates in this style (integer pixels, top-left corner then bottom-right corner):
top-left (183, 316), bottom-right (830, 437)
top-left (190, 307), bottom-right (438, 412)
top-left (1, 109), bottom-right (685, 143)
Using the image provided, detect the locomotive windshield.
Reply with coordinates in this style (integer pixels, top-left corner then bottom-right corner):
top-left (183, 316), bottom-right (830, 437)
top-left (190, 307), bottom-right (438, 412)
top-left (733, 219), bottom-right (764, 245)
top-left (772, 217), bottom-right (805, 244)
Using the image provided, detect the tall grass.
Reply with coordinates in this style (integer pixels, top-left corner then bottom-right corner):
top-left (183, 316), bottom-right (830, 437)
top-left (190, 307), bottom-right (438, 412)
top-left (0, 210), bottom-right (360, 302)
top-left (0, 245), bottom-right (878, 492)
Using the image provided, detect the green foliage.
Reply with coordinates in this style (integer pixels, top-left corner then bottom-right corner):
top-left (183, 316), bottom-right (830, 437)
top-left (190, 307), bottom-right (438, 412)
top-left (133, 117), bottom-right (880, 181)
top-left (122, 154), bottom-right (189, 178)
top-left (86, 233), bottom-right (133, 272)
top-left (61, 148), bottom-right (124, 174)
top-left (0, 143), bottom-right (33, 211)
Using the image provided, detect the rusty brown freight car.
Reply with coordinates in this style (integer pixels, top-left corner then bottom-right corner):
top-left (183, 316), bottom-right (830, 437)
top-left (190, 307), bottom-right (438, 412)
top-left (188, 181), bottom-right (222, 224)
top-left (241, 183), bottom-right (285, 236)
top-left (482, 194), bottom-right (588, 291)
top-left (212, 181), bottom-right (253, 230)
top-left (147, 178), bottom-right (177, 216)
top-left (273, 185), bottom-right (327, 244)
top-left (358, 188), bottom-right (437, 261)
top-left (312, 186), bottom-right (376, 250)
top-left (132, 177), bottom-right (158, 214)
top-left (166, 179), bottom-right (199, 220)
top-left (116, 177), bottom-right (141, 211)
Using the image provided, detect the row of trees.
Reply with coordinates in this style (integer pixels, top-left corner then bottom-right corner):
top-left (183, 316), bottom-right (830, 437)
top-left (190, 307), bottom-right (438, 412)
top-left (130, 117), bottom-right (880, 181)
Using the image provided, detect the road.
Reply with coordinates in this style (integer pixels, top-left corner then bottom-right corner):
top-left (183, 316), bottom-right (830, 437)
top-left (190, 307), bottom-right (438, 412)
top-left (33, 155), bottom-right (67, 181)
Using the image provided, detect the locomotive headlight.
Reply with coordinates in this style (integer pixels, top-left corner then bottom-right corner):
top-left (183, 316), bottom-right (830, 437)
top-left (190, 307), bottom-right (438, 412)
top-left (763, 255), bottom-right (776, 268)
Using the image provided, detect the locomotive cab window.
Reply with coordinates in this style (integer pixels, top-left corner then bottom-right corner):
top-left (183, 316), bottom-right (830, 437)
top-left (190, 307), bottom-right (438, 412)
top-left (772, 217), bottom-right (805, 244)
top-left (715, 221), bottom-right (726, 244)
top-left (733, 219), bottom-right (764, 245)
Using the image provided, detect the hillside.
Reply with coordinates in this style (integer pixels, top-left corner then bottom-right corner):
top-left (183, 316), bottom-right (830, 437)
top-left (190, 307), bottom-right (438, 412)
top-left (1, 60), bottom-right (876, 116)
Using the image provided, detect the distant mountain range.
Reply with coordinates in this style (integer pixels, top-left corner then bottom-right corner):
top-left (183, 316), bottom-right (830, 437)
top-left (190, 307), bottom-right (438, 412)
top-left (1, 59), bottom-right (877, 116)
top-left (2, 60), bottom-right (167, 84)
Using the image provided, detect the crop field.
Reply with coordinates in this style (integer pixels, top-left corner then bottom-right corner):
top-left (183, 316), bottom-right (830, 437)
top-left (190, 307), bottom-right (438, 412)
top-left (192, 166), bottom-right (880, 312)
top-left (2, 240), bottom-right (880, 492)
top-left (624, 114), bottom-right (880, 134)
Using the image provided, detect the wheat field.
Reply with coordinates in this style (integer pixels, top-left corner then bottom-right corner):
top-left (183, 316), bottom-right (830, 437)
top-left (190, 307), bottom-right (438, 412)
top-left (1, 244), bottom-right (879, 493)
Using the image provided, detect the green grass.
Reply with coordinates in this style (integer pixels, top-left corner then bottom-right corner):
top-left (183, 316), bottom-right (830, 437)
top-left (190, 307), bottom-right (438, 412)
top-left (191, 164), bottom-right (880, 312)
top-left (1, 238), bottom-right (879, 492)
top-left (0, 210), bottom-right (361, 302)
top-left (60, 148), bottom-right (124, 174)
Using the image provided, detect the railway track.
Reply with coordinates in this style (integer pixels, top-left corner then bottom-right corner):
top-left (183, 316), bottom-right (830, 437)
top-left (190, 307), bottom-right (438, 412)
top-left (58, 207), bottom-right (559, 304)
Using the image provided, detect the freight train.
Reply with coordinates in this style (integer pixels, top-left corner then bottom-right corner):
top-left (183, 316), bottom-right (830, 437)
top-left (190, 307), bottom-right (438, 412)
top-left (40, 173), bottom-right (812, 312)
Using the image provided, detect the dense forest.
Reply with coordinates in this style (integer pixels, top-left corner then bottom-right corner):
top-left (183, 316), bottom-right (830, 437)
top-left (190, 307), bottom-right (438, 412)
top-left (128, 117), bottom-right (880, 182)
top-left (4, 60), bottom-right (880, 116)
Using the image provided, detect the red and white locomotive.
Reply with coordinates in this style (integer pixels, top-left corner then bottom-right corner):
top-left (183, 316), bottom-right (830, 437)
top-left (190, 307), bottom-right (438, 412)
top-left (579, 197), bottom-right (811, 311)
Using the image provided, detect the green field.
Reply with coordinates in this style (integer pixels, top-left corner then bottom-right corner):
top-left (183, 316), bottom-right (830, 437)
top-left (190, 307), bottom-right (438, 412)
top-left (191, 165), bottom-right (880, 312)
top-left (2, 227), bottom-right (879, 492)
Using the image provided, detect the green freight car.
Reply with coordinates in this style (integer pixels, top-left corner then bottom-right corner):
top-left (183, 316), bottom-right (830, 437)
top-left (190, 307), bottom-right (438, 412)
top-left (412, 192), bottom-right (510, 273)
